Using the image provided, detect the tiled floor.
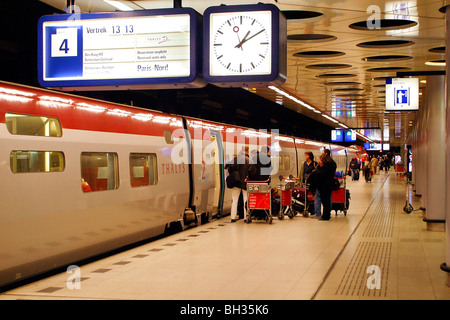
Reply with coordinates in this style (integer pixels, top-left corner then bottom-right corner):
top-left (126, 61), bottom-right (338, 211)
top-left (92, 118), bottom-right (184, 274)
top-left (0, 171), bottom-right (449, 300)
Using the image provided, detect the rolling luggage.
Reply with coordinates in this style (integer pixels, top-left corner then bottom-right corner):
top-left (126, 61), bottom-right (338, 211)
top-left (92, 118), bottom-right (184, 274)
top-left (353, 169), bottom-right (359, 181)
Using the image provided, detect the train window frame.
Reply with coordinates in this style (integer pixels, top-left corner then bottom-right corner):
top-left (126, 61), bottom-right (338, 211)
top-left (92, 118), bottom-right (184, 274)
top-left (10, 150), bottom-right (65, 173)
top-left (80, 152), bottom-right (119, 193)
top-left (5, 113), bottom-right (62, 137)
top-left (129, 153), bottom-right (158, 188)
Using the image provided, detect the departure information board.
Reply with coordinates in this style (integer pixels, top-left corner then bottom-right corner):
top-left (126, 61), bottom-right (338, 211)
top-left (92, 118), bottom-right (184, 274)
top-left (38, 9), bottom-right (205, 90)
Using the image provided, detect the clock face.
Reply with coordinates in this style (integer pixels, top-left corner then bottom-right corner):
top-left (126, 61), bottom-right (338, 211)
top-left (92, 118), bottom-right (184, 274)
top-left (209, 10), bottom-right (272, 76)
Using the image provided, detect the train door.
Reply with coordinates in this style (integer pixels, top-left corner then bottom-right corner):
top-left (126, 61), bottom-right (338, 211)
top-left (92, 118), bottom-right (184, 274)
top-left (209, 130), bottom-right (225, 218)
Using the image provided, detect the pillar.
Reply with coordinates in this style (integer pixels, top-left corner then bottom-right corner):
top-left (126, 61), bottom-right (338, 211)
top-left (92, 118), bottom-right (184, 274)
top-left (441, 3), bottom-right (450, 286)
top-left (424, 76), bottom-right (446, 231)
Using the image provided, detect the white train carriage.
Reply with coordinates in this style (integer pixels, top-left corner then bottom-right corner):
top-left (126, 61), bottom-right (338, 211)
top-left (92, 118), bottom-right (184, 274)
top-left (0, 81), bottom-right (357, 288)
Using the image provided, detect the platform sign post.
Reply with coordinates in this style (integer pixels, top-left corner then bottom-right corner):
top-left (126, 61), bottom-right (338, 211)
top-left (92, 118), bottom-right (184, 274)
top-left (38, 8), bottom-right (205, 90)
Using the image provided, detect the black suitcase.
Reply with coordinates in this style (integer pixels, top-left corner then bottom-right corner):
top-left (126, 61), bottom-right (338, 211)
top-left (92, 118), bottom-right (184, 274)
top-left (353, 169), bottom-right (359, 181)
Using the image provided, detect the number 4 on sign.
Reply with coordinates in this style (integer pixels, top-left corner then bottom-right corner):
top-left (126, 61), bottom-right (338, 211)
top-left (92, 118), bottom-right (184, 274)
top-left (50, 27), bottom-right (78, 57)
top-left (59, 39), bottom-right (69, 54)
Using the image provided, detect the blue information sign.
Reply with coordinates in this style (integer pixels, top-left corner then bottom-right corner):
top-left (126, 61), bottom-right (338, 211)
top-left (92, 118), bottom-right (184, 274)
top-left (38, 8), bottom-right (205, 90)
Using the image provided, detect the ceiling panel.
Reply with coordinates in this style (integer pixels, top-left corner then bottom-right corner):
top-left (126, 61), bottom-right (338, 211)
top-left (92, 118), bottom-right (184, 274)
top-left (38, 0), bottom-right (446, 146)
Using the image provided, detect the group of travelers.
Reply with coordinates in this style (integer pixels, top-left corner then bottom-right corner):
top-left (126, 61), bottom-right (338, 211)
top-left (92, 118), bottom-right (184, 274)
top-left (226, 147), bottom-right (337, 223)
top-left (358, 154), bottom-right (392, 182)
top-left (300, 149), bottom-right (337, 221)
top-left (225, 146), bottom-right (272, 222)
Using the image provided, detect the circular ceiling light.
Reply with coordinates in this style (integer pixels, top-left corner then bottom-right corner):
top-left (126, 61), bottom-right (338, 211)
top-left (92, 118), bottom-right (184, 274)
top-left (357, 40), bottom-right (414, 48)
top-left (287, 34), bottom-right (337, 43)
top-left (349, 19), bottom-right (417, 31)
top-left (366, 67), bottom-right (411, 72)
top-left (316, 73), bottom-right (356, 78)
top-left (362, 55), bottom-right (413, 62)
top-left (425, 60), bottom-right (446, 66)
top-left (331, 88), bottom-right (364, 91)
top-left (325, 81), bottom-right (361, 86)
top-left (306, 63), bottom-right (352, 69)
top-left (335, 93), bottom-right (366, 97)
top-left (294, 50), bottom-right (345, 58)
top-left (282, 10), bottom-right (324, 23)
top-left (428, 46), bottom-right (445, 53)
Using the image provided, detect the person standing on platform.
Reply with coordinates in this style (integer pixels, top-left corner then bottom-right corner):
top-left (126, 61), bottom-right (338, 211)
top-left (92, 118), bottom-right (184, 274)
top-left (226, 146), bottom-right (256, 223)
top-left (349, 156), bottom-right (360, 181)
top-left (299, 151), bottom-right (318, 184)
top-left (251, 146), bottom-right (272, 182)
top-left (370, 155), bottom-right (379, 176)
top-left (312, 153), bottom-right (336, 221)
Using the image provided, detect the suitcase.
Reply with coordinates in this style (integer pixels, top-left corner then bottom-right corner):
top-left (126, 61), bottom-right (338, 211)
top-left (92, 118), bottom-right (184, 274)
top-left (353, 169), bottom-right (359, 181)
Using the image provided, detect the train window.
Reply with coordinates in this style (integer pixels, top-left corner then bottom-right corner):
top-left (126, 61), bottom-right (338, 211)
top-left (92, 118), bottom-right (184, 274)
top-left (10, 151), bottom-right (65, 173)
top-left (80, 152), bottom-right (119, 192)
top-left (284, 156), bottom-right (290, 170)
top-left (5, 113), bottom-right (62, 137)
top-left (164, 130), bottom-right (174, 144)
top-left (129, 153), bottom-right (158, 187)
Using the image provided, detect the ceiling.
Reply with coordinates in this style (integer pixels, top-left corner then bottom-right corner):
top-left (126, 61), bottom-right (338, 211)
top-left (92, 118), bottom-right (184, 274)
top-left (39, 0), bottom-right (447, 147)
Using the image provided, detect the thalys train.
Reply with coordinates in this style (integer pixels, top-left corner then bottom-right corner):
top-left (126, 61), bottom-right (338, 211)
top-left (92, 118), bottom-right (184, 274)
top-left (0, 81), bottom-right (357, 287)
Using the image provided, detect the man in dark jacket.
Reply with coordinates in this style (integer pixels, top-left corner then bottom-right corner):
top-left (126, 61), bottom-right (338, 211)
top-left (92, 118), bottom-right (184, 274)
top-left (251, 146), bottom-right (272, 182)
top-left (310, 153), bottom-right (336, 220)
top-left (226, 146), bottom-right (256, 222)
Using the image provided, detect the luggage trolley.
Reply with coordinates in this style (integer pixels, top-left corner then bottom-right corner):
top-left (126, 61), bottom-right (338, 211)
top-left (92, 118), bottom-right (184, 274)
top-left (331, 175), bottom-right (350, 216)
top-left (275, 175), bottom-right (298, 220)
top-left (245, 179), bottom-right (272, 224)
top-left (292, 181), bottom-right (315, 217)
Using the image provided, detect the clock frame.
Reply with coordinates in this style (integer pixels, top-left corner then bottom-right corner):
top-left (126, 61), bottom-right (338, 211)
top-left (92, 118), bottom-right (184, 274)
top-left (203, 3), bottom-right (287, 87)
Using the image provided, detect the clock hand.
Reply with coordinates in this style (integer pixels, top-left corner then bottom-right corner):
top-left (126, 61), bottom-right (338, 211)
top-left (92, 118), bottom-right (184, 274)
top-left (235, 30), bottom-right (250, 49)
top-left (235, 29), bottom-right (265, 48)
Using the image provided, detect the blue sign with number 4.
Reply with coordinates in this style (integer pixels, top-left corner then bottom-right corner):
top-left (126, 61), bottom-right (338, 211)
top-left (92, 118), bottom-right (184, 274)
top-left (44, 26), bottom-right (83, 79)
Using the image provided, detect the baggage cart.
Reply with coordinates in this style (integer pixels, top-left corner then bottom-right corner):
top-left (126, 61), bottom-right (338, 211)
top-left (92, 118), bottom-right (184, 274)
top-left (275, 176), bottom-right (298, 220)
top-left (331, 177), bottom-right (350, 215)
top-left (292, 184), bottom-right (315, 217)
top-left (245, 179), bottom-right (272, 224)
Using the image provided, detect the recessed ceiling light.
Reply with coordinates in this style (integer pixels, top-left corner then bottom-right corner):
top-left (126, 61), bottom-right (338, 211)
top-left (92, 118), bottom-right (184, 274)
top-left (357, 40), bottom-right (414, 48)
top-left (294, 50), bottom-right (345, 58)
top-left (287, 34), bottom-right (337, 43)
top-left (362, 55), bottom-right (413, 62)
top-left (349, 19), bottom-right (417, 31)
top-left (425, 60), bottom-right (446, 67)
top-left (428, 46), bottom-right (446, 53)
top-left (306, 64), bottom-right (352, 69)
top-left (282, 10), bottom-right (324, 23)
top-left (316, 73), bottom-right (356, 78)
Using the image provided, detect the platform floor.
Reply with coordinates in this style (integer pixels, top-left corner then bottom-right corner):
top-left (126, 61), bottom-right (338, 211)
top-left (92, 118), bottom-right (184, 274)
top-left (1, 171), bottom-right (449, 300)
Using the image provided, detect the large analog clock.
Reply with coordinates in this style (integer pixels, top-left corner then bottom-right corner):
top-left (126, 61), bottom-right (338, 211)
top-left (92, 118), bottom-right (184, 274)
top-left (203, 4), bottom-right (287, 87)
top-left (211, 12), bottom-right (272, 76)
